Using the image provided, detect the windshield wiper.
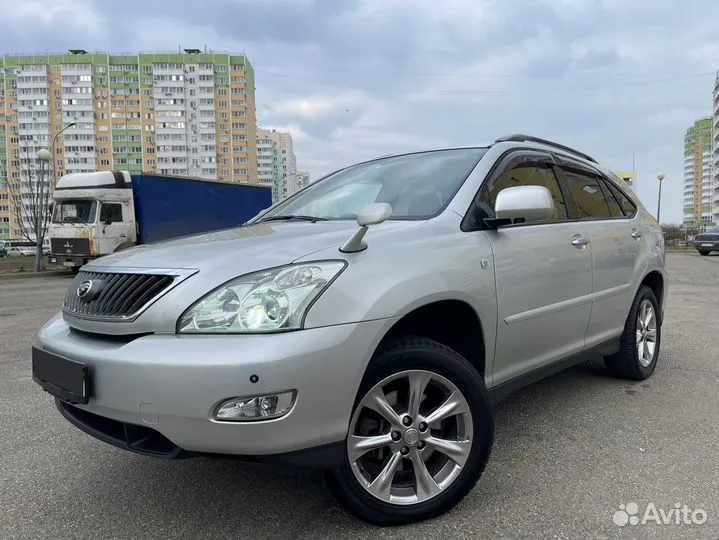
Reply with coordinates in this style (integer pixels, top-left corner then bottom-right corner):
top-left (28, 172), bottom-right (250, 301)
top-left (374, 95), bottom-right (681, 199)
top-left (259, 215), bottom-right (328, 223)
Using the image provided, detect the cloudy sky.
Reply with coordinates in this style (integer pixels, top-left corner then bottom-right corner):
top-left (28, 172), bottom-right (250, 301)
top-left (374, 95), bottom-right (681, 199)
top-left (4, 0), bottom-right (719, 224)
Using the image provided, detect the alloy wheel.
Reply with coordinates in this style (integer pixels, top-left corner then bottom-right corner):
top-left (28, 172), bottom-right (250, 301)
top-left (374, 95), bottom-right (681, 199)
top-left (347, 369), bottom-right (473, 505)
top-left (636, 299), bottom-right (657, 367)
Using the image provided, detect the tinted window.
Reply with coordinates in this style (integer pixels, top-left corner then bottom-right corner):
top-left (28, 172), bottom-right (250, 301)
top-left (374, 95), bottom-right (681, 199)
top-left (259, 148), bottom-right (487, 221)
top-left (605, 181), bottom-right (637, 217)
top-left (563, 169), bottom-right (612, 219)
top-left (598, 179), bottom-right (625, 217)
top-left (100, 203), bottom-right (123, 223)
top-left (479, 164), bottom-right (568, 221)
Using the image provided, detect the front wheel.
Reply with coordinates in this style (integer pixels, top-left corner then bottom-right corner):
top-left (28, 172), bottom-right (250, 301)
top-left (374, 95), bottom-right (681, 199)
top-left (698, 250), bottom-right (710, 256)
top-left (325, 336), bottom-right (494, 525)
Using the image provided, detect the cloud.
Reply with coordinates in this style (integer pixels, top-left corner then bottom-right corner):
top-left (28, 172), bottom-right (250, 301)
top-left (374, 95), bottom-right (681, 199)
top-left (1, 0), bottom-right (718, 222)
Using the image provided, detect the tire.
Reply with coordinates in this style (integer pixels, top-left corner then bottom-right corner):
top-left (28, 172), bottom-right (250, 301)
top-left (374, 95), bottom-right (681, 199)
top-left (604, 285), bottom-right (661, 380)
top-left (324, 335), bottom-right (494, 526)
top-left (698, 250), bottom-right (709, 256)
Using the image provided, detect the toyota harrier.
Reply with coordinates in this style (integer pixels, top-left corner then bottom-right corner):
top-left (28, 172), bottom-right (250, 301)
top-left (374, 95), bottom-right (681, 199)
top-left (32, 134), bottom-right (666, 525)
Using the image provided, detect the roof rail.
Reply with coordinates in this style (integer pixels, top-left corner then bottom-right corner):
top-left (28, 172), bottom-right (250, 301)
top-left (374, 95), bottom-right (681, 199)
top-left (494, 134), bottom-right (598, 164)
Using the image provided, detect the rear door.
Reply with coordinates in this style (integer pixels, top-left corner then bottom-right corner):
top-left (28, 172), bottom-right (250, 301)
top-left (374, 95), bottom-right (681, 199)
top-left (555, 159), bottom-right (643, 348)
top-left (477, 150), bottom-right (594, 385)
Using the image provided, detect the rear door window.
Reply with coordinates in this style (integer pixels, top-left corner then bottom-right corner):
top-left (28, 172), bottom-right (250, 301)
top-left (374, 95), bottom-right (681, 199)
top-left (562, 169), bottom-right (613, 219)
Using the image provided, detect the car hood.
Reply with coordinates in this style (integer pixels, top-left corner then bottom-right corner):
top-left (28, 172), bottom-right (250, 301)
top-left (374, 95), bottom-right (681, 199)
top-left (87, 219), bottom-right (419, 276)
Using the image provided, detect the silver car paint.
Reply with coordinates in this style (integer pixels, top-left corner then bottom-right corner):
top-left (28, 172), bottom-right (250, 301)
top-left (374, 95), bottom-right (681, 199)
top-left (36, 139), bottom-right (667, 456)
top-left (39, 311), bottom-right (403, 454)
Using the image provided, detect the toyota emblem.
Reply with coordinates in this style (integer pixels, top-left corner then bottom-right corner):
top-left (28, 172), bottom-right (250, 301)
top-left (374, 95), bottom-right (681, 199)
top-left (76, 280), bottom-right (104, 302)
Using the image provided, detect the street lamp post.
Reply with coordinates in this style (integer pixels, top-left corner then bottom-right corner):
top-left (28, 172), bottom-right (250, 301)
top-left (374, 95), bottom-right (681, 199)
top-left (656, 173), bottom-right (665, 223)
top-left (34, 149), bottom-right (52, 272)
top-left (51, 121), bottom-right (77, 185)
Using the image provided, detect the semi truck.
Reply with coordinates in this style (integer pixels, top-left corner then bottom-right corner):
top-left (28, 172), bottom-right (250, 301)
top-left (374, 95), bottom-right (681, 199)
top-left (48, 171), bottom-right (273, 273)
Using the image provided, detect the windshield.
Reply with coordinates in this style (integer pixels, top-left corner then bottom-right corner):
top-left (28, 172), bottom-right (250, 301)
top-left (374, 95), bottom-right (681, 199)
top-left (52, 200), bottom-right (98, 224)
top-left (259, 148), bottom-right (487, 221)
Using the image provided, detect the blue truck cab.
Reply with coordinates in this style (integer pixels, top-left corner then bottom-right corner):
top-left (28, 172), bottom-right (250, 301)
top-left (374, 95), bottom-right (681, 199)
top-left (48, 171), bottom-right (272, 273)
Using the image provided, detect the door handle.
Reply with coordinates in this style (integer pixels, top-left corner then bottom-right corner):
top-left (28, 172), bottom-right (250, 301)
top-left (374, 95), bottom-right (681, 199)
top-left (631, 229), bottom-right (643, 240)
top-left (571, 234), bottom-right (590, 248)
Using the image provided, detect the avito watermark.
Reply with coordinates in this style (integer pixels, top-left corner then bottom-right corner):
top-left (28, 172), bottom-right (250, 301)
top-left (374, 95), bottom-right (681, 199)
top-left (613, 502), bottom-right (708, 527)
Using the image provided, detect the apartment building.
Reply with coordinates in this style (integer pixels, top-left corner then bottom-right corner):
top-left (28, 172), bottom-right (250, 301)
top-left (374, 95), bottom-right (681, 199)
top-left (0, 49), bottom-right (258, 240)
top-left (713, 72), bottom-right (719, 225)
top-left (257, 128), bottom-right (297, 203)
top-left (296, 171), bottom-right (311, 191)
top-left (683, 116), bottom-right (714, 228)
top-left (0, 188), bottom-right (8, 240)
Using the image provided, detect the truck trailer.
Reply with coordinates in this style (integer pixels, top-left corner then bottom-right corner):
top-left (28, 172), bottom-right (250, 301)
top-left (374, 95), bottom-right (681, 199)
top-left (48, 171), bottom-right (273, 272)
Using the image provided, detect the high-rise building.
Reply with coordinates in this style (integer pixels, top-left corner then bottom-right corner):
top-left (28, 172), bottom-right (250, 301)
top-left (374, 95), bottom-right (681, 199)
top-left (0, 49), bottom-right (257, 240)
top-left (256, 128), bottom-right (297, 203)
top-left (683, 116), bottom-right (713, 228)
top-left (0, 188), bottom-right (8, 240)
top-left (296, 171), bottom-right (311, 191)
top-left (713, 72), bottom-right (719, 225)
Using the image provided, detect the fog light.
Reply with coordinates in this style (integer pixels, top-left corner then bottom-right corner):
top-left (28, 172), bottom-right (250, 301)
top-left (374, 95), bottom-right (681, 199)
top-left (214, 390), bottom-right (296, 422)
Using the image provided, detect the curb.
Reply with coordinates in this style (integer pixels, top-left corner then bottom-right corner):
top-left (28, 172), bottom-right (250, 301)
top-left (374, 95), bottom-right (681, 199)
top-left (0, 270), bottom-right (72, 280)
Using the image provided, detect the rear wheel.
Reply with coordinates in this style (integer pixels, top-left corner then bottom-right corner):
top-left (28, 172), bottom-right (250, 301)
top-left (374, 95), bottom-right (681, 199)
top-left (698, 250), bottom-right (710, 256)
top-left (604, 285), bottom-right (661, 380)
top-left (325, 336), bottom-right (494, 525)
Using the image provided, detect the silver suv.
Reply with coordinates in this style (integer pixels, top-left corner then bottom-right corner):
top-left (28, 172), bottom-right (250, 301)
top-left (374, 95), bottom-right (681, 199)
top-left (32, 134), bottom-right (666, 525)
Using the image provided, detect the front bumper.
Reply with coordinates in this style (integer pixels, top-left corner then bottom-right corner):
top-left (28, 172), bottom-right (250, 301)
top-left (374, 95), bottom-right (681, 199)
top-left (35, 314), bottom-right (396, 461)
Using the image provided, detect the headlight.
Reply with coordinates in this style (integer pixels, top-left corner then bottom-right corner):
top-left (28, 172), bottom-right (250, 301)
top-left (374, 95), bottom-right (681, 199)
top-left (177, 261), bottom-right (347, 333)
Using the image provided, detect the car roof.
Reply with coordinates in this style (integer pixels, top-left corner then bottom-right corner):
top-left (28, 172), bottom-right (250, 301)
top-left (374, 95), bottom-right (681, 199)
top-left (362, 134), bottom-right (602, 172)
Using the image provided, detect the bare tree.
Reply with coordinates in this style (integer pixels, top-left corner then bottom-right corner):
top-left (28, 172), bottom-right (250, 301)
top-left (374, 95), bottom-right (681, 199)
top-left (661, 223), bottom-right (683, 246)
top-left (5, 141), bottom-right (52, 272)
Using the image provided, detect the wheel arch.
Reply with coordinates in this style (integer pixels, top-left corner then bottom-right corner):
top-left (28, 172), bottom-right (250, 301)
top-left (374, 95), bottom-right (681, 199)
top-left (371, 299), bottom-right (487, 379)
top-left (639, 270), bottom-right (665, 323)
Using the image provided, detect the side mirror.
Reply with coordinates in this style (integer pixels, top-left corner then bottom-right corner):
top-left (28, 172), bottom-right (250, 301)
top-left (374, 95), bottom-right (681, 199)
top-left (340, 203), bottom-right (393, 253)
top-left (494, 185), bottom-right (555, 223)
top-left (356, 203), bottom-right (392, 227)
top-left (104, 218), bottom-right (112, 226)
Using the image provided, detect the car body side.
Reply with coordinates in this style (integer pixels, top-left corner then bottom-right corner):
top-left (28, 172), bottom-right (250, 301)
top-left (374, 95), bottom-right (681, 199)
top-left (294, 140), bottom-right (666, 418)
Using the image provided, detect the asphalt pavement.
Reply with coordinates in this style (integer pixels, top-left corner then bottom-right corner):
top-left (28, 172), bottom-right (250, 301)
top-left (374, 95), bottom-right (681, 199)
top-left (1, 253), bottom-right (717, 539)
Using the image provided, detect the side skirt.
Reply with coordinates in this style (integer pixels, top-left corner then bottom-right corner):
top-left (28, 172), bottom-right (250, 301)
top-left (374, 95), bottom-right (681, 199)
top-left (487, 338), bottom-right (620, 407)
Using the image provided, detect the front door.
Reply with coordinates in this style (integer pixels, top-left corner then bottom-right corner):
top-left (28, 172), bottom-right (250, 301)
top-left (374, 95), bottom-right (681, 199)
top-left (97, 201), bottom-right (132, 255)
top-left (475, 151), bottom-right (594, 386)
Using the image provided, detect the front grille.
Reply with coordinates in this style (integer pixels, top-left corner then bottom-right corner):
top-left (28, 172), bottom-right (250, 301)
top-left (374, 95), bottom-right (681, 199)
top-left (63, 270), bottom-right (175, 320)
top-left (51, 237), bottom-right (91, 256)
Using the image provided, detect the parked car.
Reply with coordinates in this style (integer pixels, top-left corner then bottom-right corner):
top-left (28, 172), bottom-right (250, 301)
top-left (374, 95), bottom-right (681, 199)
top-left (7, 246), bottom-right (35, 257)
top-left (32, 134), bottom-right (666, 525)
top-left (0, 246), bottom-right (6, 258)
top-left (692, 227), bottom-right (719, 255)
